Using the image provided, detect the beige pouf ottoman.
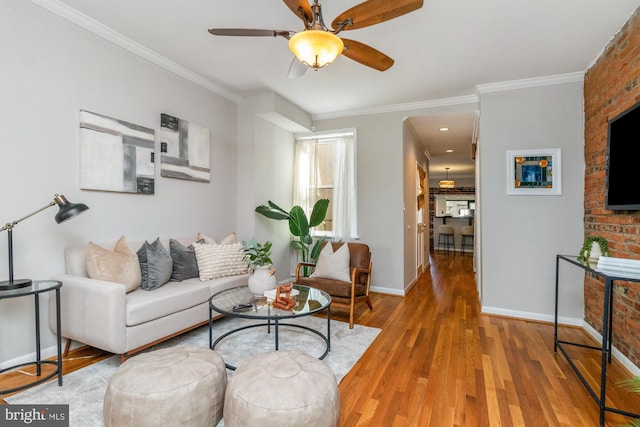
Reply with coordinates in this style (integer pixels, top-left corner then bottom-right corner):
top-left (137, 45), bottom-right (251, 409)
top-left (224, 350), bottom-right (340, 427)
top-left (103, 345), bottom-right (227, 427)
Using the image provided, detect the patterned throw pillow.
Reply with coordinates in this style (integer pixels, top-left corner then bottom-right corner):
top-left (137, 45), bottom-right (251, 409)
top-left (193, 242), bottom-right (248, 281)
top-left (85, 236), bottom-right (141, 292)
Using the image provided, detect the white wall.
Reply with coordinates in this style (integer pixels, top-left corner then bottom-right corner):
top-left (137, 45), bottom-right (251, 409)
top-left (478, 80), bottom-right (585, 323)
top-left (0, 1), bottom-right (238, 364)
top-left (253, 118), bottom-right (295, 281)
top-left (236, 92), bottom-right (306, 283)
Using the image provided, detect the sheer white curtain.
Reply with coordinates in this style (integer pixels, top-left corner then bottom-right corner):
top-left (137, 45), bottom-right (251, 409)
top-left (292, 139), bottom-right (317, 219)
top-left (293, 132), bottom-right (357, 241)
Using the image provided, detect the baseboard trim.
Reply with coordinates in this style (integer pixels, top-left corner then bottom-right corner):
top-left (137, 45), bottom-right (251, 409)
top-left (481, 305), bottom-right (583, 326)
top-left (0, 345), bottom-right (60, 370)
top-left (582, 321), bottom-right (640, 376)
top-left (370, 286), bottom-right (405, 296)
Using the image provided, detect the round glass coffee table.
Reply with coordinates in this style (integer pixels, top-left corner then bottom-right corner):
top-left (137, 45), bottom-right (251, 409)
top-left (209, 284), bottom-right (331, 370)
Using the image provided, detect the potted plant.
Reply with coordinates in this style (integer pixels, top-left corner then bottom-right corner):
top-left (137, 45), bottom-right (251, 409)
top-left (577, 236), bottom-right (610, 262)
top-left (616, 376), bottom-right (640, 426)
top-left (242, 238), bottom-right (276, 296)
top-left (255, 199), bottom-right (329, 267)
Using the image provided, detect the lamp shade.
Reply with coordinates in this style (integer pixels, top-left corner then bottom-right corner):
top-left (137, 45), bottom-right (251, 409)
top-left (53, 194), bottom-right (89, 224)
top-left (1, 193), bottom-right (89, 290)
top-left (289, 30), bottom-right (344, 69)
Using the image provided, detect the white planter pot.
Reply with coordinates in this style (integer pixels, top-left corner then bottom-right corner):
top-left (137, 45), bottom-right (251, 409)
top-left (589, 242), bottom-right (602, 262)
top-left (248, 265), bottom-right (276, 296)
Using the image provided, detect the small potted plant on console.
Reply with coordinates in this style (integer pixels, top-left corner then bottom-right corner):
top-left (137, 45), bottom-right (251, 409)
top-left (577, 236), bottom-right (610, 263)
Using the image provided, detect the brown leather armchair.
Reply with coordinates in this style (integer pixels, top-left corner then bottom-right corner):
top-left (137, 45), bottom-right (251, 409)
top-left (295, 242), bottom-right (373, 328)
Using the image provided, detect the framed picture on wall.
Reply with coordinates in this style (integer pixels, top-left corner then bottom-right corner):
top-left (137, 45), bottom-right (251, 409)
top-left (506, 148), bottom-right (561, 195)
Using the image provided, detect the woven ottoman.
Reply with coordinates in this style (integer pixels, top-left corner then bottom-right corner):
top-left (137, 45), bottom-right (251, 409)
top-left (224, 350), bottom-right (340, 427)
top-left (103, 345), bottom-right (227, 427)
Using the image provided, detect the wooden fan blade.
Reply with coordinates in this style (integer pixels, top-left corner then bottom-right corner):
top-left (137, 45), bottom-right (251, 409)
top-left (208, 28), bottom-right (293, 39)
top-left (283, 0), bottom-right (313, 24)
top-left (332, 0), bottom-right (423, 31)
top-left (341, 38), bottom-right (394, 71)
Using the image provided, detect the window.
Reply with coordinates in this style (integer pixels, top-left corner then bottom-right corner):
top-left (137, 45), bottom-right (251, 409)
top-left (293, 131), bottom-right (357, 240)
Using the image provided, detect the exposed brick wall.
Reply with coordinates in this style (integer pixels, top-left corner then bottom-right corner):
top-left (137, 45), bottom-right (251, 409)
top-left (428, 187), bottom-right (475, 251)
top-left (584, 7), bottom-right (640, 367)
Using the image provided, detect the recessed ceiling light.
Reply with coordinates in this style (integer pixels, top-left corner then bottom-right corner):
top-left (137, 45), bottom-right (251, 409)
top-left (446, 149), bottom-right (454, 153)
top-left (440, 127), bottom-right (449, 131)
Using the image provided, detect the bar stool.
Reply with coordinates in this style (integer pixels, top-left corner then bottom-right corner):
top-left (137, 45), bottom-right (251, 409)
top-left (461, 225), bottom-right (474, 254)
top-left (438, 225), bottom-right (455, 253)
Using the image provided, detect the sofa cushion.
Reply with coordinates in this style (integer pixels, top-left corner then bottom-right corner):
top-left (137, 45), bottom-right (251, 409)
top-left (311, 242), bottom-right (351, 282)
top-left (125, 280), bottom-right (210, 326)
top-left (85, 236), bottom-right (141, 293)
top-left (137, 238), bottom-right (173, 291)
top-left (169, 239), bottom-right (200, 282)
top-left (193, 242), bottom-right (247, 280)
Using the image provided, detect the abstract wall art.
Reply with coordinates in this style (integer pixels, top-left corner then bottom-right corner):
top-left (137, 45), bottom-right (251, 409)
top-left (506, 148), bottom-right (562, 195)
top-left (79, 110), bottom-right (155, 194)
top-left (160, 113), bottom-right (211, 182)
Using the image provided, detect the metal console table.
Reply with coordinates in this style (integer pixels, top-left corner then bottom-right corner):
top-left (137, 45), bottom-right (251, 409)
top-left (554, 255), bottom-right (640, 426)
top-left (0, 280), bottom-right (63, 395)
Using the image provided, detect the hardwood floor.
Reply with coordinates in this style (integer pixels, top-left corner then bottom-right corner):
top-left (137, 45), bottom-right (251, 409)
top-left (336, 253), bottom-right (640, 426)
top-left (2, 252), bottom-right (640, 426)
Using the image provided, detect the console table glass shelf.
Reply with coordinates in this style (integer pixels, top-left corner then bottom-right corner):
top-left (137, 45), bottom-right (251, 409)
top-left (554, 255), bottom-right (640, 427)
top-left (0, 280), bottom-right (63, 395)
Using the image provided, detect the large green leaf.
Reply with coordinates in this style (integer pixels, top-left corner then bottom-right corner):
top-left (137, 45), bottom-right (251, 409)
top-left (309, 199), bottom-right (329, 227)
top-left (291, 241), bottom-right (305, 251)
top-left (617, 376), bottom-right (640, 393)
top-left (267, 201), bottom-right (290, 216)
top-left (289, 206), bottom-right (309, 239)
top-left (310, 237), bottom-right (327, 262)
top-left (255, 204), bottom-right (289, 220)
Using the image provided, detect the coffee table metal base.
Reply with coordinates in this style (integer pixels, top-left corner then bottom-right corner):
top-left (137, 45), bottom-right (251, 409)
top-left (210, 310), bottom-right (331, 371)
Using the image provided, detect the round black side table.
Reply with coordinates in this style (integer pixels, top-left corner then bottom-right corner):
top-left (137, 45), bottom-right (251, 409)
top-left (0, 280), bottom-right (63, 395)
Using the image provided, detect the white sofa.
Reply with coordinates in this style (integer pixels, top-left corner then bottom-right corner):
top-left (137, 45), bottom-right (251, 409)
top-left (48, 236), bottom-right (249, 360)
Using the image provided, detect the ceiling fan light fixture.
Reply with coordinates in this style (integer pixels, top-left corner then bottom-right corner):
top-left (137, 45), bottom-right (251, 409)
top-left (289, 30), bottom-right (344, 69)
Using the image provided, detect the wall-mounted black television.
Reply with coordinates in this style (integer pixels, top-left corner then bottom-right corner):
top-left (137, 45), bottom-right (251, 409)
top-left (605, 101), bottom-right (640, 210)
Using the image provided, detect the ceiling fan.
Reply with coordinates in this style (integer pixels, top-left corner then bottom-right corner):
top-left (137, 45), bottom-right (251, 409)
top-left (208, 0), bottom-right (424, 77)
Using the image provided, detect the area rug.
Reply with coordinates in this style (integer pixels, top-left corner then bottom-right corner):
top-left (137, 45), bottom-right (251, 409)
top-left (6, 316), bottom-right (380, 427)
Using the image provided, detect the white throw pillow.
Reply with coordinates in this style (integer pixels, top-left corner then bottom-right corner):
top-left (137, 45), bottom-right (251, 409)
top-left (197, 232), bottom-right (217, 245)
top-left (193, 242), bottom-right (247, 281)
top-left (196, 232), bottom-right (236, 245)
top-left (311, 243), bottom-right (351, 282)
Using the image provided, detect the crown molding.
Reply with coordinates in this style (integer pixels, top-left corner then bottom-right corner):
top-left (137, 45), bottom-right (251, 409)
top-left (30, 0), bottom-right (241, 103)
top-left (476, 71), bottom-right (584, 94)
top-left (312, 94), bottom-right (479, 121)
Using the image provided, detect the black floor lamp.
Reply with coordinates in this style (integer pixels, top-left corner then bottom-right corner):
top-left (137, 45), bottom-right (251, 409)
top-left (0, 194), bottom-right (89, 291)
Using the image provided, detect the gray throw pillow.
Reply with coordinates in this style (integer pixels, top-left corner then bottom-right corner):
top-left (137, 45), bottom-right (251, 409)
top-left (137, 238), bottom-right (173, 291)
top-left (169, 239), bottom-right (200, 281)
